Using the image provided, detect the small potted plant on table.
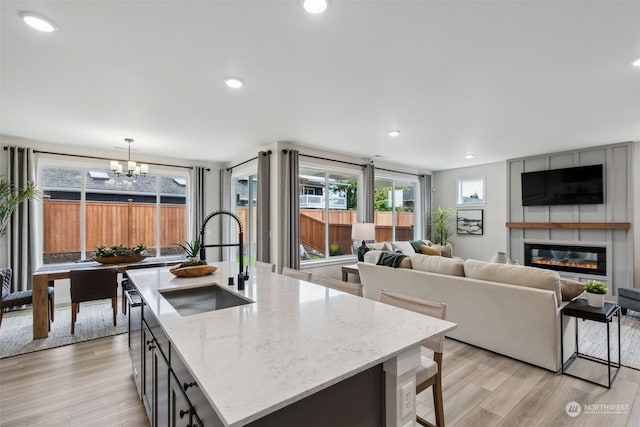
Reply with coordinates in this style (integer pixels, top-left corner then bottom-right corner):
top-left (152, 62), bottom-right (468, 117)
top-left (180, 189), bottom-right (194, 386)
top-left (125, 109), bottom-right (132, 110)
top-left (170, 237), bottom-right (217, 277)
top-left (94, 243), bottom-right (147, 264)
top-left (584, 280), bottom-right (608, 308)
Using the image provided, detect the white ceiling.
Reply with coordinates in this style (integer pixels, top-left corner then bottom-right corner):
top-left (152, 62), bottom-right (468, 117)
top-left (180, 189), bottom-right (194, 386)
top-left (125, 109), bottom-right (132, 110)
top-left (2, 1), bottom-right (639, 171)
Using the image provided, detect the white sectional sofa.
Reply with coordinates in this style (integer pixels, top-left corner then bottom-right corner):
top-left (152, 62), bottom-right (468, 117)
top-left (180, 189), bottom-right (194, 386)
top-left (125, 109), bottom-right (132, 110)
top-left (358, 252), bottom-right (579, 371)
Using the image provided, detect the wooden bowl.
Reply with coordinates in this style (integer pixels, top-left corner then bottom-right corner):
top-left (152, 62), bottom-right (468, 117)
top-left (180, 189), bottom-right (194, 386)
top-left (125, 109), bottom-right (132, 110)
top-left (95, 255), bottom-right (146, 264)
top-left (169, 264), bottom-right (217, 277)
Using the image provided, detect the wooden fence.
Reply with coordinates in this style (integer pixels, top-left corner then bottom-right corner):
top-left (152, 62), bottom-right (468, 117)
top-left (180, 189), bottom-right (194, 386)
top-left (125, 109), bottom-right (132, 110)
top-left (43, 198), bottom-right (186, 254)
top-left (299, 209), bottom-right (414, 255)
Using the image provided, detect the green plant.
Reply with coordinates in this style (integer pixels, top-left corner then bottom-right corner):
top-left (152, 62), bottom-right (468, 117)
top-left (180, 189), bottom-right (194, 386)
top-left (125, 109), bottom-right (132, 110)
top-left (329, 243), bottom-right (344, 256)
top-left (95, 243), bottom-right (146, 258)
top-left (584, 280), bottom-right (608, 294)
top-left (429, 206), bottom-right (456, 245)
top-left (0, 179), bottom-right (38, 235)
top-left (177, 237), bottom-right (207, 267)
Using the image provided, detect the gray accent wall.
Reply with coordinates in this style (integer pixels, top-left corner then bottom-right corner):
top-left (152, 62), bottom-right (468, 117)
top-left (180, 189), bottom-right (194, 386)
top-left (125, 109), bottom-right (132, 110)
top-left (507, 142), bottom-right (635, 294)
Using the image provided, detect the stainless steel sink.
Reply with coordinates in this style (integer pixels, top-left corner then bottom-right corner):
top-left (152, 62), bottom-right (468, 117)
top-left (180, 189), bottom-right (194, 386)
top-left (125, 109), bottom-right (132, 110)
top-left (159, 284), bottom-right (253, 316)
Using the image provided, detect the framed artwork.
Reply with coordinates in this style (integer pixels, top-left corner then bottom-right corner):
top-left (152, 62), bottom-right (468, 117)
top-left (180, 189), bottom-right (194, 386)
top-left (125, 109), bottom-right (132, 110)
top-left (457, 209), bottom-right (483, 235)
top-left (456, 177), bottom-right (485, 207)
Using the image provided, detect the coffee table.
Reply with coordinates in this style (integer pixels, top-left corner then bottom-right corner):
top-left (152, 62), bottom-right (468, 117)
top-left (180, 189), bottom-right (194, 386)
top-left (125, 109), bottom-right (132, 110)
top-left (560, 299), bottom-right (621, 388)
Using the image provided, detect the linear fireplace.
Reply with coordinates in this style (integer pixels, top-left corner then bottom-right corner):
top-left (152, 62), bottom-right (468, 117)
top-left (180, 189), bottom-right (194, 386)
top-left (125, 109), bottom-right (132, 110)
top-left (524, 243), bottom-right (606, 276)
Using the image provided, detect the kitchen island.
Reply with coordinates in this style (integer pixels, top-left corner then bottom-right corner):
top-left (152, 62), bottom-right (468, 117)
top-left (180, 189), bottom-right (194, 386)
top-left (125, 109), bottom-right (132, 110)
top-left (127, 262), bottom-right (456, 427)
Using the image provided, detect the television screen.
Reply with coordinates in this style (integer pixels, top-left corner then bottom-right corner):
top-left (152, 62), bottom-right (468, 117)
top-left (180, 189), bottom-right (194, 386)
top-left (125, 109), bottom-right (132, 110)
top-left (521, 164), bottom-right (604, 206)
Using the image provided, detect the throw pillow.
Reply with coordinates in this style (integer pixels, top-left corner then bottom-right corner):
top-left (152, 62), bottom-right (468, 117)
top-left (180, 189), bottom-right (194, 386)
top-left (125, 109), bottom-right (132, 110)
top-left (560, 279), bottom-right (585, 301)
top-left (440, 244), bottom-right (453, 258)
top-left (368, 242), bottom-right (391, 252)
top-left (376, 251), bottom-right (409, 268)
top-left (420, 244), bottom-right (441, 256)
top-left (390, 241), bottom-right (417, 255)
top-left (409, 240), bottom-right (427, 252)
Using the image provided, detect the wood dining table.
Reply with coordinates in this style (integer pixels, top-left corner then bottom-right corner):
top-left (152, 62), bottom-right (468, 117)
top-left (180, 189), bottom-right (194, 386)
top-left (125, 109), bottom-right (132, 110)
top-left (31, 259), bottom-right (182, 340)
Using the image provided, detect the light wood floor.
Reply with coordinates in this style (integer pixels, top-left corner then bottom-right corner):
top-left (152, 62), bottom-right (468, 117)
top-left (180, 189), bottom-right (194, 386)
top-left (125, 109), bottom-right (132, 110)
top-left (0, 334), bottom-right (149, 427)
top-left (1, 334), bottom-right (639, 427)
top-left (417, 339), bottom-right (640, 427)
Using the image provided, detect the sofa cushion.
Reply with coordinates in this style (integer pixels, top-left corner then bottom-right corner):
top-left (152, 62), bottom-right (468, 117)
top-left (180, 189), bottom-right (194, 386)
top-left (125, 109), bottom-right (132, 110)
top-left (419, 244), bottom-right (441, 256)
top-left (391, 241), bottom-right (417, 255)
top-left (411, 254), bottom-right (465, 276)
top-left (463, 259), bottom-right (562, 305)
top-left (440, 244), bottom-right (453, 258)
top-left (560, 279), bottom-right (585, 301)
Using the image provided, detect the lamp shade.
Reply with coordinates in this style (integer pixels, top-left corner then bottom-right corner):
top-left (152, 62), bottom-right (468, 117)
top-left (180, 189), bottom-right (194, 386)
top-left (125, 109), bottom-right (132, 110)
top-left (352, 223), bottom-right (375, 241)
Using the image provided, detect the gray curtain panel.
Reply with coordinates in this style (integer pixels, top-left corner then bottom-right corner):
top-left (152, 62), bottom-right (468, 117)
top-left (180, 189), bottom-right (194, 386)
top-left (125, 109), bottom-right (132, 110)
top-left (256, 151), bottom-right (271, 263)
top-left (361, 162), bottom-right (375, 223)
top-left (419, 174), bottom-right (432, 240)
top-left (279, 149), bottom-right (300, 270)
top-left (218, 168), bottom-right (233, 261)
top-left (5, 146), bottom-right (37, 292)
top-left (192, 166), bottom-right (207, 236)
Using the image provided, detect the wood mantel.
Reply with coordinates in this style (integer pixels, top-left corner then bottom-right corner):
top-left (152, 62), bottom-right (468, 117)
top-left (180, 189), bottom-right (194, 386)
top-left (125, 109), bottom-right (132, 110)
top-left (506, 222), bottom-right (631, 230)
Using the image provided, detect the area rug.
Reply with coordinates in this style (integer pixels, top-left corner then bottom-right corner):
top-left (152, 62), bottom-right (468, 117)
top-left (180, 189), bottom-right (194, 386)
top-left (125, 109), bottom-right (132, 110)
top-left (0, 301), bottom-right (128, 359)
top-left (578, 310), bottom-right (640, 370)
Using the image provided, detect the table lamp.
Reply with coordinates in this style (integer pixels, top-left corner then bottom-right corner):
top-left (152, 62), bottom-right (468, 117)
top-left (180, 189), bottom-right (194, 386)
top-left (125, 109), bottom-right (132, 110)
top-left (352, 223), bottom-right (376, 262)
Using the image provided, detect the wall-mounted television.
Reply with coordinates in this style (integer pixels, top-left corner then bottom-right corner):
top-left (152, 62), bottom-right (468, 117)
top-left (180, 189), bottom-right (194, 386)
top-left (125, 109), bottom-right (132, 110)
top-left (521, 164), bottom-right (604, 206)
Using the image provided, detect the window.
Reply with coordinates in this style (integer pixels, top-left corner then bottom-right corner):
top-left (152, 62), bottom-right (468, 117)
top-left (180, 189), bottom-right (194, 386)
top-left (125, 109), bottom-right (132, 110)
top-left (233, 173), bottom-right (257, 266)
top-left (40, 160), bottom-right (189, 265)
top-left (299, 165), bottom-right (359, 262)
top-left (374, 176), bottom-right (417, 242)
top-left (456, 177), bottom-right (485, 206)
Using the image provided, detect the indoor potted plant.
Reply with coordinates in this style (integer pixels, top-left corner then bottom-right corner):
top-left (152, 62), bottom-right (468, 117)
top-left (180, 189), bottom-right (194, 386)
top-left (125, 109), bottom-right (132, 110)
top-left (170, 237), bottom-right (217, 277)
top-left (584, 280), bottom-right (608, 308)
top-left (94, 243), bottom-right (147, 264)
top-left (429, 206), bottom-right (456, 245)
top-left (0, 179), bottom-right (37, 235)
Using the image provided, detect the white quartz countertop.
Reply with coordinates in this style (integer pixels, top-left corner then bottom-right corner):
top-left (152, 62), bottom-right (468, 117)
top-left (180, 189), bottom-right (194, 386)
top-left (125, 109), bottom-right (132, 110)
top-left (128, 262), bottom-right (456, 426)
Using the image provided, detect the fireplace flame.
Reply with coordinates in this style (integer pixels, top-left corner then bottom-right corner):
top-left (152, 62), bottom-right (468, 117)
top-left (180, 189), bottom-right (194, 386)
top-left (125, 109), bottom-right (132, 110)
top-left (533, 259), bottom-right (597, 270)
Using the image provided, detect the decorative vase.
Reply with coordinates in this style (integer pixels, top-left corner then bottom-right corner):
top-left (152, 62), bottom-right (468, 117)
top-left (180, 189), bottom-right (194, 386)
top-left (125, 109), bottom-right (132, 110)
top-left (586, 292), bottom-right (605, 308)
top-left (490, 252), bottom-right (508, 264)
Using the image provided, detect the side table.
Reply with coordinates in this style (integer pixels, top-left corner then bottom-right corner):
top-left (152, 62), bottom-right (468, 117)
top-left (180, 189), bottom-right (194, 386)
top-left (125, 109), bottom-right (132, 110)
top-left (341, 264), bottom-right (360, 282)
top-left (561, 299), bottom-right (621, 388)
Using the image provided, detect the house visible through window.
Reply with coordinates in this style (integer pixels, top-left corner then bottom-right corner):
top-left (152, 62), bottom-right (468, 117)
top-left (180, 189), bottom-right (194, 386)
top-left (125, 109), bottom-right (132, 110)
top-left (40, 164), bottom-right (189, 265)
top-left (299, 165), bottom-right (359, 262)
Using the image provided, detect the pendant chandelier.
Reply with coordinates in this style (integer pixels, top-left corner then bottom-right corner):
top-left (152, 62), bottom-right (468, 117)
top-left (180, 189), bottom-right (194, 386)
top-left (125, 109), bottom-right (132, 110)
top-left (110, 138), bottom-right (149, 178)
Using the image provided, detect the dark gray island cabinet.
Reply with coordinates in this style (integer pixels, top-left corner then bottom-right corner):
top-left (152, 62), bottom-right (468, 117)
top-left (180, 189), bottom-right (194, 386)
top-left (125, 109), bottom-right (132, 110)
top-left (127, 262), bottom-right (456, 427)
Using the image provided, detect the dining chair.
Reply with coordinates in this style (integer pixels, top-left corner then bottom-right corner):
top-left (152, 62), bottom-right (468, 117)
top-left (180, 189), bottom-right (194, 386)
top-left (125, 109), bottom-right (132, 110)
top-left (281, 267), bottom-right (312, 282)
top-left (0, 267), bottom-right (55, 329)
top-left (254, 261), bottom-right (276, 273)
top-left (69, 266), bottom-right (118, 334)
top-left (379, 289), bottom-right (447, 427)
top-left (320, 276), bottom-right (363, 297)
top-left (121, 262), bottom-right (167, 314)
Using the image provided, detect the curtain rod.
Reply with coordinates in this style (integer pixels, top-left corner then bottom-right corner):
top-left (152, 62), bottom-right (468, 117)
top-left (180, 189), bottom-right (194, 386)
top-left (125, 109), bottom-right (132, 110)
top-left (297, 152), bottom-right (423, 177)
top-left (4, 146), bottom-right (194, 170)
top-left (298, 153), bottom-right (365, 168)
top-left (227, 150), bottom-right (272, 171)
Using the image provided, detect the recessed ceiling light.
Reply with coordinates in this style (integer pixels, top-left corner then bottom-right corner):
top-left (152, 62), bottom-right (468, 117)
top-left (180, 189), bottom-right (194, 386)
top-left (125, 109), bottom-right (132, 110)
top-left (388, 130), bottom-right (400, 138)
top-left (19, 11), bottom-right (58, 32)
top-left (224, 77), bottom-right (243, 89)
top-left (302, 0), bottom-right (329, 14)
top-left (633, 58), bottom-right (640, 67)
top-left (464, 153), bottom-right (475, 159)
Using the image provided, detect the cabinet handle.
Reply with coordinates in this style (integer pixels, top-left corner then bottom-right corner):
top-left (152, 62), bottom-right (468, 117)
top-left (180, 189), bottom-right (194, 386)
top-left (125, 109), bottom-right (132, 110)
top-left (146, 339), bottom-right (154, 345)
top-left (148, 343), bottom-right (156, 350)
top-left (183, 381), bottom-right (197, 391)
top-left (179, 408), bottom-right (190, 419)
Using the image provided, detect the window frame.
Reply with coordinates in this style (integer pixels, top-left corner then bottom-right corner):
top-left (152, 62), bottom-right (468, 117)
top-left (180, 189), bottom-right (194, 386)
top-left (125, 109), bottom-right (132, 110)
top-left (36, 154), bottom-right (191, 267)
top-left (456, 176), bottom-right (486, 207)
top-left (373, 171), bottom-right (421, 242)
top-left (299, 160), bottom-right (363, 265)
